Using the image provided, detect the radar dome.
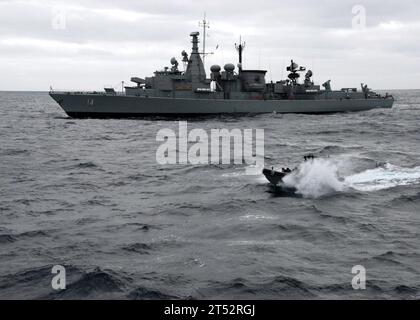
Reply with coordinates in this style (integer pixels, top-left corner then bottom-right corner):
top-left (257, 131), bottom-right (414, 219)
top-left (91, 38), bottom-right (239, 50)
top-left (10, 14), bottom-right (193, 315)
top-left (170, 57), bottom-right (177, 65)
top-left (224, 63), bottom-right (235, 72)
top-left (210, 65), bottom-right (221, 73)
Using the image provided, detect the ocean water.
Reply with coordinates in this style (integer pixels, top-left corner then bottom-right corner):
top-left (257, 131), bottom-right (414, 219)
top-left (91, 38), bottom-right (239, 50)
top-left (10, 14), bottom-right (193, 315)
top-left (0, 90), bottom-right (419, 299)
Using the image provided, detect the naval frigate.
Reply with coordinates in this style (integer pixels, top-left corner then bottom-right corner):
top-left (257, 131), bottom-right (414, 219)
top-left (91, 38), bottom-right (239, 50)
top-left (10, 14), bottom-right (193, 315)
top-left (50, 25), bottom-right (394, 118)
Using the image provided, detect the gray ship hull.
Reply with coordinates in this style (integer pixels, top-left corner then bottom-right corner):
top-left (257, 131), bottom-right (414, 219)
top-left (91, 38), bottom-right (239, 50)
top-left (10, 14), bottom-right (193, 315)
top-left (50, 93), bottom-right (394, 118)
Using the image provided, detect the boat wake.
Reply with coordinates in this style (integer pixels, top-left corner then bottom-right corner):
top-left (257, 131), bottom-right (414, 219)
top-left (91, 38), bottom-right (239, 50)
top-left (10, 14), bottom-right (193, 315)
top-left (345, 163), bottom-right (420, 192)
top-left (281, 158), bottom-right (420, 198)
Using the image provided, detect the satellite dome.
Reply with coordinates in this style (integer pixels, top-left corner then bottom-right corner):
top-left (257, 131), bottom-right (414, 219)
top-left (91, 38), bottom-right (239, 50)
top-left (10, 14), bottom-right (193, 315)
top-left (224, 63), bottom-right (235, 72)
top-left (170, 57), bottom-right (177, 65)
top-left (210, 65), bottom-right (221, 73)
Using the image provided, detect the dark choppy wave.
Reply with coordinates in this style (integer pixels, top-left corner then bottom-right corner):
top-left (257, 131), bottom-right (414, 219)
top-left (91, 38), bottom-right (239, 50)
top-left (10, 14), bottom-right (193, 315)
top-left (0, 90), bottom-right (420, 299)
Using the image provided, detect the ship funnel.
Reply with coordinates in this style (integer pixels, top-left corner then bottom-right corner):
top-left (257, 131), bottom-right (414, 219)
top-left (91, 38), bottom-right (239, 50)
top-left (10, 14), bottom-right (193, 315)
top-left (185, 31), bottom-right (206, 81)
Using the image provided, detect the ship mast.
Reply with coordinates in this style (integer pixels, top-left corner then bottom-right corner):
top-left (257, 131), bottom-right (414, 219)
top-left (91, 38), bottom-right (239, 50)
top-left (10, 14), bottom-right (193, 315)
top-left (199, 13), bottom-right (210, 68)
top-left (235, 36), bottom-right (246, 72)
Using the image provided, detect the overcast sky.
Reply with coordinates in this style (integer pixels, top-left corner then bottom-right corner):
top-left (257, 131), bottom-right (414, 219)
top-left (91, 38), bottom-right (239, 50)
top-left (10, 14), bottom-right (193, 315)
top-left (0, 0), bottom-right (419, 90)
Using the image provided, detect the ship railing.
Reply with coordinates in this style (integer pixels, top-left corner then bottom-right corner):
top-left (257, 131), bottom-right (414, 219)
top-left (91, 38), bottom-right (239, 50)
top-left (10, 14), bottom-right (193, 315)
top-left (49, 89), bottom-right (126, 96)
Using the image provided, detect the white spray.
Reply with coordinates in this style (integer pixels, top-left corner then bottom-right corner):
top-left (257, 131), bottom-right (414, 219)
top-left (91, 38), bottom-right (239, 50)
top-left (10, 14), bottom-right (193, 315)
top-left (281, 158), bottom-right (420, 199)
top-left (283, 158), bottom-right (346, 198)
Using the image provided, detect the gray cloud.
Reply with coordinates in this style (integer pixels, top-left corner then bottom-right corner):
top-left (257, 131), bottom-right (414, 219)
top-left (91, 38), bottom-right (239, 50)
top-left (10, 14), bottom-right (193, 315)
top-left (0, 0), bottom-right (419, 90)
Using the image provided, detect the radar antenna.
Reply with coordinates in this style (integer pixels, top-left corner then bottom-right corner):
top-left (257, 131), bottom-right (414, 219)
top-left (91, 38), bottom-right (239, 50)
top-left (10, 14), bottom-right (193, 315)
top-left (235, 36), bottom-right (246, 72)
top-left (286, 60), bottom-right (306, 85)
